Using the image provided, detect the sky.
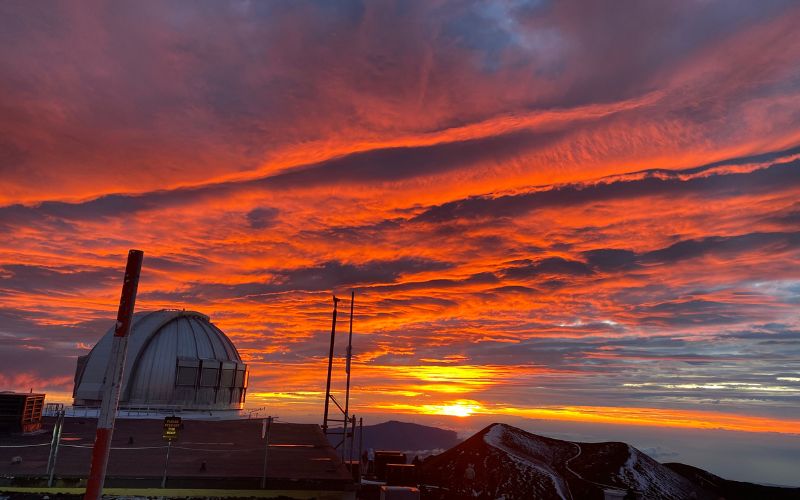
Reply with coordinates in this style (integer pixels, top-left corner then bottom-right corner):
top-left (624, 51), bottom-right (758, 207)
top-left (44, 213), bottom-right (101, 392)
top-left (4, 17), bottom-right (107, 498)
top-left (1, 0), bottom-right (799, 485)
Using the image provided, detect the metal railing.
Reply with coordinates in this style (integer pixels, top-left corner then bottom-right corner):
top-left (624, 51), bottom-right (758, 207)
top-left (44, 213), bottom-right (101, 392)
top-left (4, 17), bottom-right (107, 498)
top-left (43, 404), bottom-right (263, 419)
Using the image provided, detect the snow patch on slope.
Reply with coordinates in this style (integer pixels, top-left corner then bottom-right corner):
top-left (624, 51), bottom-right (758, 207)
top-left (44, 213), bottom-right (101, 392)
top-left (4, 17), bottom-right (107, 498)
top-left (620, 445), bottom-right (650, 491)
top-left (618, 444), bottom-right (697, 499)
top-left (484, 424), bottom-right (569, 500)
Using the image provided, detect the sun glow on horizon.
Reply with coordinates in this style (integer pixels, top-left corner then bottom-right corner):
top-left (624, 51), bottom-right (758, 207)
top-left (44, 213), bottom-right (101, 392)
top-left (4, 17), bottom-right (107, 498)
top-left (435, 401), bottom-right (483, 417)
top-left (374, 399), bottom-right (484, 418)
top-left (365, 399), bottom-right (800, 434)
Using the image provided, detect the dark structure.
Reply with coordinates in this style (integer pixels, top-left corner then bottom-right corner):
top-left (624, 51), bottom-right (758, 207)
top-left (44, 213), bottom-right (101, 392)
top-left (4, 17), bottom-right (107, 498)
top-left (0, 392), bottom-right (45, 433)
top-left (375, 451), bottom-right (407, 481)
top-left (0, 417), bottom-right (355, 498)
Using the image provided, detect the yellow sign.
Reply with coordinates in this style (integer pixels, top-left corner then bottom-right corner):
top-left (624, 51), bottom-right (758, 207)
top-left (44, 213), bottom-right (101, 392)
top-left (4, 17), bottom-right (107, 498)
top-left (163, 416), bottom-right (181, 441)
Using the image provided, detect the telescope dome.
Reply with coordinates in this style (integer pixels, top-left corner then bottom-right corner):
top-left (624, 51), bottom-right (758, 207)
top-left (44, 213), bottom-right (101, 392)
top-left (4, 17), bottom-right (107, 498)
top-left (73, 309), bottom-right (248, 410)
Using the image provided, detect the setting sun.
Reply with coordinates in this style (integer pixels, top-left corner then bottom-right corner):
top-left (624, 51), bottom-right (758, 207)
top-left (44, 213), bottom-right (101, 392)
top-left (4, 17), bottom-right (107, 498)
top-left (434, 401), bottom-right (482, 417)
top-left (374, 400), bottom-right (484, 417)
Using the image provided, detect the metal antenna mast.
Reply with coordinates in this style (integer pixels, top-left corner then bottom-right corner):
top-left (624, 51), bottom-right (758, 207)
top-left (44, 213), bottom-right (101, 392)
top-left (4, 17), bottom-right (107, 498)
top-left (342, 290), bottom-right (355, 458)
top-left (321, 291), bottom-right (357, 460)
top-left (322, 295), bottom-right (340, 434)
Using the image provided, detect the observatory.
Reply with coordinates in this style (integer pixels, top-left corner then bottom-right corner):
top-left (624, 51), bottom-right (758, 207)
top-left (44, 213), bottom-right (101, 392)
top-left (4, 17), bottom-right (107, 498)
top-left (73, 309), bottom-right (248, 411)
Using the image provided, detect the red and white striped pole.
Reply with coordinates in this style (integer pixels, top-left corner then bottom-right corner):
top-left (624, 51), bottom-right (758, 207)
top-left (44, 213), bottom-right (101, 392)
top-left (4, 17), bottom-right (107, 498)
top-left (85, 249), bottom-right (143, 500)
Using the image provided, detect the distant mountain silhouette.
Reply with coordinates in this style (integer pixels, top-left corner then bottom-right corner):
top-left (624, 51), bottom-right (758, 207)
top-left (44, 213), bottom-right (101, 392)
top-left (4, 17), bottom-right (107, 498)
top-left (420, 423), bottom-right (798, 500)
top-left (333, 420), bottom-right (460, 455)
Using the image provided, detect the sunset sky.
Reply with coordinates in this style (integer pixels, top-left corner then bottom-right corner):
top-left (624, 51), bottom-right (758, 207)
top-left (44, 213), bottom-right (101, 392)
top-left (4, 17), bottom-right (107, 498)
top-left (1, 0), bottom-right (799, 484)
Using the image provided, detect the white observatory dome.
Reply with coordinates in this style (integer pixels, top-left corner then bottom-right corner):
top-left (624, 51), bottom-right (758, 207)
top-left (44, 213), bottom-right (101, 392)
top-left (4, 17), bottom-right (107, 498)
top-left (73, 310), bottom-right (248, 410)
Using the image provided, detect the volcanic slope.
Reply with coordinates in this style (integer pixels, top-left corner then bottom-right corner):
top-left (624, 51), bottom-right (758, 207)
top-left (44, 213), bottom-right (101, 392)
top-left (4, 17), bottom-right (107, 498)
top-left (567, 440), bottom-right (710, 499)
top-left (665, 462), bottom-right (800, 500)
top-left (421, 423), bottom-right (716, 500)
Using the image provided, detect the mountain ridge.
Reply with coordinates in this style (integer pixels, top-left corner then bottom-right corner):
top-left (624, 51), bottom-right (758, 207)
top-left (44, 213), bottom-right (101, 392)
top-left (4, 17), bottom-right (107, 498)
top-left (331, 419), bottom-right (461, 455)
top-left (419, 422), bottom-right (799, 500)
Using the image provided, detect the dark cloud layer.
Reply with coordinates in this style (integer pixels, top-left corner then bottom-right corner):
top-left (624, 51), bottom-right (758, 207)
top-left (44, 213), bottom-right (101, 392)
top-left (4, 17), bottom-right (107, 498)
top-left (414, 157), bottom-right (800, 223)
top-left (502, 256), bottom-right (593, 279)
top-left (580, 231), bottom-right (800, 273)
top-left (3, 147), bottom-right (798, 235)
top-left (144, 257), bottom-right (451, 301)
top-left (0, 264), bottom-right (119, 294)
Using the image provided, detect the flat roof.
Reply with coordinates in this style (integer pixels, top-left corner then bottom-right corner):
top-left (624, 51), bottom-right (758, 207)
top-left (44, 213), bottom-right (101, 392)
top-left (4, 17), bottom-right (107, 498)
top-left (0, 417), bottom-right (354, 491)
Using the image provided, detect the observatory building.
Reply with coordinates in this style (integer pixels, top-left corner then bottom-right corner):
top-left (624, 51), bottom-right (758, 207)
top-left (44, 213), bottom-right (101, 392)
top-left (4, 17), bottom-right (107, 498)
top-left (73, 309), bottom-right (248, 411)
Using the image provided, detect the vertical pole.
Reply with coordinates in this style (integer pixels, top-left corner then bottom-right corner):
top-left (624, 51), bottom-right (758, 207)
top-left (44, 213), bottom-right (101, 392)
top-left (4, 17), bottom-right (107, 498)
top-left (359, 417), bottom-right (364, 459)
top-left (260, 416), bottom-right (272, 488)
top-left (322, 296), bottom-right (340, 434)
top-left (348, 415), bottom-right (356, 466)
top-left (358, 417), bottom-right (364, 482)
top-left (341, 413), bottom-right (348, 460)
top-left (46, 412), bottom-right (59, 477)
top-left (47, 410), bottom-right (64, 487)
top-left (341, 291), bottom-right (355, 457)
top-left (85, 249), bottom-right (143, 500)
top-left (160, 440), bottom-right (171, 488)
